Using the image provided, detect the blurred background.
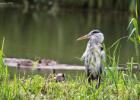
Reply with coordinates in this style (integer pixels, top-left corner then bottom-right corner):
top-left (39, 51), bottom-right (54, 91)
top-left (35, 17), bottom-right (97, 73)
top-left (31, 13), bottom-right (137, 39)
top-left (0, 0), bottom-right (139, 65)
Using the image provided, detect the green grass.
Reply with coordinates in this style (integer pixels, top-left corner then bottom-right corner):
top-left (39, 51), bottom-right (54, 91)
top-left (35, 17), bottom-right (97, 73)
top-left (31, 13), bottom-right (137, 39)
top-left (0, 70), bottom-right (140, 99)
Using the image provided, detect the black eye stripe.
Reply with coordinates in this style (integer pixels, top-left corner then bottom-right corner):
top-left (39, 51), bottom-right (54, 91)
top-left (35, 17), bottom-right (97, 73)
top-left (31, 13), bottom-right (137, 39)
top-left (90, 30), bottom-right (101, 35)
top-left (93, 31), bottom-right (100, 33)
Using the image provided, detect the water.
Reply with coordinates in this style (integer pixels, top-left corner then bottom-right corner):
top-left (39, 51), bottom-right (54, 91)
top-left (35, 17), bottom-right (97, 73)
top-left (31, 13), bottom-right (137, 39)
top-left (0, 7), bottom-right (139, 65)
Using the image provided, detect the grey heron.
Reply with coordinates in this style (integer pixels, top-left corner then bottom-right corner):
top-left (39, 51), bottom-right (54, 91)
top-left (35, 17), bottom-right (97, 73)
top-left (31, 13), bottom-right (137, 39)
top-left (77, 29), bottom-right (105, 88)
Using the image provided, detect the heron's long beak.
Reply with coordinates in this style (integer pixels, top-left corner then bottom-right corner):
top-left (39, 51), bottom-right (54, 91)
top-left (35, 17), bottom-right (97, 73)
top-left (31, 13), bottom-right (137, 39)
top-left (76, 34), bottom-right (89, 41)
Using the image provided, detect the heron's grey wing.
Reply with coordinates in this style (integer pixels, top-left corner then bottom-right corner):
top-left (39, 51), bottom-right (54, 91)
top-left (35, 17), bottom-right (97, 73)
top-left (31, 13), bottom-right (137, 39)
top-left (100, 49), bottom-right (105, 74)
top-left (101, 50), bottom-right (105, 61)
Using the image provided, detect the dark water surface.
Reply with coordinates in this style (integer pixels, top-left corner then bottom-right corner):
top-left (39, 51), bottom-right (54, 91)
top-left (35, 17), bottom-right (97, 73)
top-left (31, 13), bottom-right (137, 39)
top-left (0, 8), bottom-right (139, 65)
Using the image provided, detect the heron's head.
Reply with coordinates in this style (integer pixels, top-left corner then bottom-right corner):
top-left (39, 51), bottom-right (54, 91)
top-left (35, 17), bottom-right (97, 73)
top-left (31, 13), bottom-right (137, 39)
top-left (77, 29), bottom-right (104, 44)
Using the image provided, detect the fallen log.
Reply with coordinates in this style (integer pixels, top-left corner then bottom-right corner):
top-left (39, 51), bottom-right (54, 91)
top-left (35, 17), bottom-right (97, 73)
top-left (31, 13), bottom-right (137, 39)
top-left (3, 58), bottom-right (139, 71)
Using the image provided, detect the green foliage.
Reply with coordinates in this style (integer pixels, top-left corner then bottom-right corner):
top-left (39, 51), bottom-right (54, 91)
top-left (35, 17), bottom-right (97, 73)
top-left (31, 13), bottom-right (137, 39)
top-left (128, 0), bottom-right (139, 43)
top-left (128, 0), bottom-right (140, 62)
top-left (0, 38), bottom-right (8, 82)
top-left (23, 75), bottom-right (45, 95)
top-left (128, 18), bottom-right (140, 43)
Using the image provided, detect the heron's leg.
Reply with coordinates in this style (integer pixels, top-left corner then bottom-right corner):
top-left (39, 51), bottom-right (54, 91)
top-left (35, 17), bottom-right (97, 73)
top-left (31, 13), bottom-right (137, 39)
top-left (87, 69), bottom-right (92, 83)
top-left (95, 67), bottom-right (103, 88)
top-left (88, 77), bottom-right (91, 83)
top-left (96, 75), bottom-right (101, 89)
top-left (87, 73), bottom-right (91, 83)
